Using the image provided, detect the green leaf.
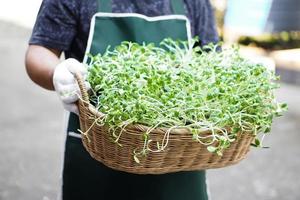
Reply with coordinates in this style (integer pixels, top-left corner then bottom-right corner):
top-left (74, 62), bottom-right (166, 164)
top-left (251, 138), bottom-right (261, 147)
top-left (207, 146), bottom-right (217, 153)
top-left (255, 138), bottom-right (261, 146)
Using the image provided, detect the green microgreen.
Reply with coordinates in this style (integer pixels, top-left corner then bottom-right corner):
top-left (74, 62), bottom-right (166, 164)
top-left (86, 38), bottom-right (287, 161)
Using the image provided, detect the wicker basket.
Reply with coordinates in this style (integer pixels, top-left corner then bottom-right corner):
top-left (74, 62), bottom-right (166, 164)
top-left (75, 73), bottom-right (254, 174)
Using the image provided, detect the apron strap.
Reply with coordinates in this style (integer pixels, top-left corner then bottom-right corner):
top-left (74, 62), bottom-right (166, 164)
top-left (170, 0), bottom-right (186, 15)
top-left (97, 0), bottom-right (112, 13)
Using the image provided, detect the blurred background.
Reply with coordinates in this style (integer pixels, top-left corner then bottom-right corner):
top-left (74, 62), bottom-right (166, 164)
top-left (0, 0), bottom-right (299, 199)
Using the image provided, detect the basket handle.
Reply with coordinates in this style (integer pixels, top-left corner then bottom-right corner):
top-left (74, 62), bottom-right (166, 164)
top-left (74, 72), bottom-right (89, 103)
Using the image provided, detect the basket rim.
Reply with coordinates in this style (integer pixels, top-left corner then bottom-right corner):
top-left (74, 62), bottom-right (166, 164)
top-left (80, 100), bottom-right (192, 134)
top-left (79, 98), bottom-right (254, 137)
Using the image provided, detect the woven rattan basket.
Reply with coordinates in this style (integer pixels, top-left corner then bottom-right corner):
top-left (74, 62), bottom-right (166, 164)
top-left (75, 74), bottom-right (254, 174)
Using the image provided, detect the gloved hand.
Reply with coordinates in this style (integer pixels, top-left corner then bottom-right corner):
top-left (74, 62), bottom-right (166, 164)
top-left (53, 58), bottom-right (90, 114)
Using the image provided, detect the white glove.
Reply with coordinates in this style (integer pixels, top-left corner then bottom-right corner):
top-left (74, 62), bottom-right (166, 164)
top-left (53, 58), bottom-right (90, 114)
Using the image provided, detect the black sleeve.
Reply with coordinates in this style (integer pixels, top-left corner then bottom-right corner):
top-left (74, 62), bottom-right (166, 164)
top-left (29, 0), bottom-right (79, 51)
top-left (187, 0), bottom-right (219, 45)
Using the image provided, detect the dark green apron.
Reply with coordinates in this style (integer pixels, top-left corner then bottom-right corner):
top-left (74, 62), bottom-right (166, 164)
top-left (63, 0), bottom-right (209, 199)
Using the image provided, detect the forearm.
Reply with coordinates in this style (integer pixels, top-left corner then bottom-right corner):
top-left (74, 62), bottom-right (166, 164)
top-left (25, 45), bottom-right (61, 90)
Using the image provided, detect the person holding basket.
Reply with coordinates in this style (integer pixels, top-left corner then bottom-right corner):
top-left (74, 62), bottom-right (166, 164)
top-left (25, 0), bottom-right (219, 199)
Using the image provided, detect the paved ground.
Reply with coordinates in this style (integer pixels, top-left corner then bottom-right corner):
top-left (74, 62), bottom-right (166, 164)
top-left (0, 21), bottom-right (299, 200)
